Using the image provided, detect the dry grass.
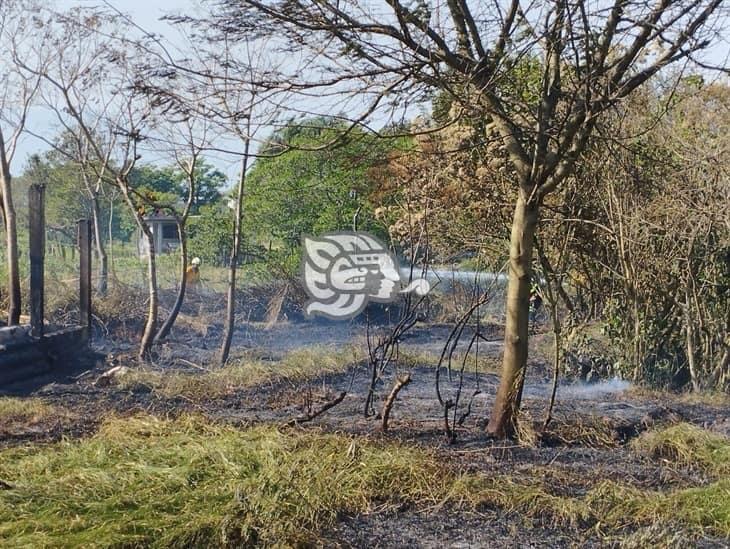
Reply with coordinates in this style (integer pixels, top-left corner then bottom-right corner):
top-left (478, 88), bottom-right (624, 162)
top-left (542, 413), bottom-right (623, 448)
top-left (0, 398), bottom-right (76, 439)
top-left (93, 283), bottom-right (148, 327)
top-left (628, 386), bottom-right (730, 408)
top-left (585, 478), bottom-right (730, 540)
top-left (0, 397), bottom-right (59, 430)
top-left (399, 348), bottom-right (500, 374)
top-left (115, 346), bottom-right (363, 401)
top-left (631, 422), bottom-right (730, 477)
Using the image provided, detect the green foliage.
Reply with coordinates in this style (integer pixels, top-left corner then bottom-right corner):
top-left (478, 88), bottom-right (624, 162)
top-left (187, 203), bottom-right (235, 266)
top-left (17, 151), bottom-right (136, 243)
top-left (184, 160), bottom-right (227, 214)
top-left (244, 118), bottom-right (397, 250)
top-left (129, 164), bottom-right (183, 200)
top-left (23, 154), bottom-right (88, 232)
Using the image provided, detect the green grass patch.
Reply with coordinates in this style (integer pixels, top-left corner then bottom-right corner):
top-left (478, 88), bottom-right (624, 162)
top-left (116, 346), bottom-right (362, 401)
top-left (399, 349), bottom-right (500, 373)
top-left (632, 423), bottom-right (730, 477)
top-left (451, 473), bottom-right (594, 528)
top-left (1, 417), bottom-right (729, 545)
top-left (0, 414), bottom-right (453, 547)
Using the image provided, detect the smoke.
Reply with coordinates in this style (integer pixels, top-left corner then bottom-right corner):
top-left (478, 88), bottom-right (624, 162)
top-left (557, 378), bottom-right (632, 400)
top-left (399, 279), bottom-right (431, 295)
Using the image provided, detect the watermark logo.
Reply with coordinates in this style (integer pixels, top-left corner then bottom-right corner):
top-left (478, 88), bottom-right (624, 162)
top-left (302, 231), bottom-right (430, 319)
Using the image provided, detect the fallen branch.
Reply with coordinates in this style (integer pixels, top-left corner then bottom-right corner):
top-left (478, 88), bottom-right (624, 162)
top-left (176, 358), bottom-right (209, 371)
top-left (283, 391), bottom-right (347, 427)
top-left (381, 373), bottom-right (411, 432)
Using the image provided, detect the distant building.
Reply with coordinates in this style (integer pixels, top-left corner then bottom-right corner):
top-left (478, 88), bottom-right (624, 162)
top-left (137, 213), bottom-right (180, 258)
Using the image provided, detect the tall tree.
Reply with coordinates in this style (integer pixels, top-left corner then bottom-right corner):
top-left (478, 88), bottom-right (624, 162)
top-left (0, 0), bottom-right (50, 325)
top-left (128, 18), bottom-right (288, 364)
top-left (153, 117), bottom-right (217, 342)
top-left (209, 0), bottom-right (725, 436)
top-left (31, 8), bottom-right (157, 358)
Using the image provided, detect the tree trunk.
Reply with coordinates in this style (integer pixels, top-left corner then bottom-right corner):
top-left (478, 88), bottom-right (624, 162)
top-left (537, 242), bottom-right (562, 430)
top-left (138, 228), bottom-right (158, 359)
top-left (487, 193), bottom-right (538, 438)
top-left (155, 220), bottom-right (187, 342)
top-left (155, 156), bottom-right (196, 344)
top-left (108, 194), bottom-right (115, 281)
top-left (685, 292), bottom-right (700, 392)
top-left (91, 192), bottom-right (108, 295)
top-left (0, 130), bottom-right (20, 326)
top-left (220, 139), bottom-right (250, 365)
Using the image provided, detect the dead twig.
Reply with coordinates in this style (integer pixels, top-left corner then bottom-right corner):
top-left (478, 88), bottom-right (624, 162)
top-left (457, 389), bottom-right (482, 426)
top-left (176, 358), bottom-right (209, 371)
top-left (283, 391), bottom-right (347, 427)
top-left (381, 373), bottom-right (412, 432)
top-left (443, 399), bottom-right (456, 443)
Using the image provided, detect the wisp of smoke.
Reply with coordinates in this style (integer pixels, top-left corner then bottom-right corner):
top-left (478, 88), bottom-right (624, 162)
top-left (557, 378), bottom-right (632, 400)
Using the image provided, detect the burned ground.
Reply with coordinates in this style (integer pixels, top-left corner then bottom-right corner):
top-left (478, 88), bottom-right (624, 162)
top-left (1, 292), bottom-right (729, 547)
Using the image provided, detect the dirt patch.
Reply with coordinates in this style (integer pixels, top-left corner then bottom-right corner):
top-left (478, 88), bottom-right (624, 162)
top-left (321, 508), bottom-right (587, 548)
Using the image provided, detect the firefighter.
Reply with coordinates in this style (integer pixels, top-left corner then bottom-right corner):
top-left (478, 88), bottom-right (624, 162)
top-left (185, 257), bottom-right (202, 288)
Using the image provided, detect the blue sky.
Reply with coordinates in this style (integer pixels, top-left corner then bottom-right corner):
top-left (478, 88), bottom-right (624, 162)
top-left (15, 0), bottom-right (205, 173)
top-left (12, 0), bottom-right (730, 176)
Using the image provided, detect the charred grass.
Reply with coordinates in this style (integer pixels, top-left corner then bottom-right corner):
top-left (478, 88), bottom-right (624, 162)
top-left (0, 398), bottom-right (74, 438)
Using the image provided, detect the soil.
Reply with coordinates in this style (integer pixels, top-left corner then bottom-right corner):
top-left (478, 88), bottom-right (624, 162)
top-left (1, 312), bottom-right (729, 547)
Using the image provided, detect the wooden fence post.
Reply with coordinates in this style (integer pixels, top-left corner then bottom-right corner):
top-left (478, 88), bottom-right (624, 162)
top-left (29, 185), bottom-right (45, 338)
top-left (78, 219), bottom-right (92, 334)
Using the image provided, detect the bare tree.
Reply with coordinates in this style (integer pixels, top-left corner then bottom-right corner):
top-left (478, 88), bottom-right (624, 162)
top-left (153, 117), bottom-right (212, 342)
top-left (26, 126), bottom-right (118, 296)
top-left (77, 136), bottom-right (114, 296)
top-left (207, 0), bottom-right (725, 436)
top-left (0, 1), bottom-right (51, 325)
top-left (32, 9), bottom-right (158, 358)
top-left (210, 45), bottom-right (281, 366)
top-left (130, 21), bottom-right (288, 364)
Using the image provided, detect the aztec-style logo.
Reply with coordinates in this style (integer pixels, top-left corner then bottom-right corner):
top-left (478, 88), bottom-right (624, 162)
top-left (302, 231), bottom-right (430, 319)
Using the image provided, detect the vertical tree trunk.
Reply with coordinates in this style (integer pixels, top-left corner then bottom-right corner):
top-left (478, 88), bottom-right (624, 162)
top-left (91, 192), bottom-right (108, 295)
top-left (155, 220), bottom-right (187, 342)
top-left (685, 292), bottom-right (700, 392)
top-left (108, 194), bottom-right (115, 281)
top-left (138, 227), bottom-right (158, 359)
top-left (537, 242), bottom-right (562, 430)
top-left (155, 156), bottom-right (196, 343)
top-left (0, 130), bottom-right (20, 326)
top-left (487, 193), bottom-right (538, 438)
top-left (631, 299), bottom-right (642, 381)
top-left (220, 138), bottom-right (250, 365)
